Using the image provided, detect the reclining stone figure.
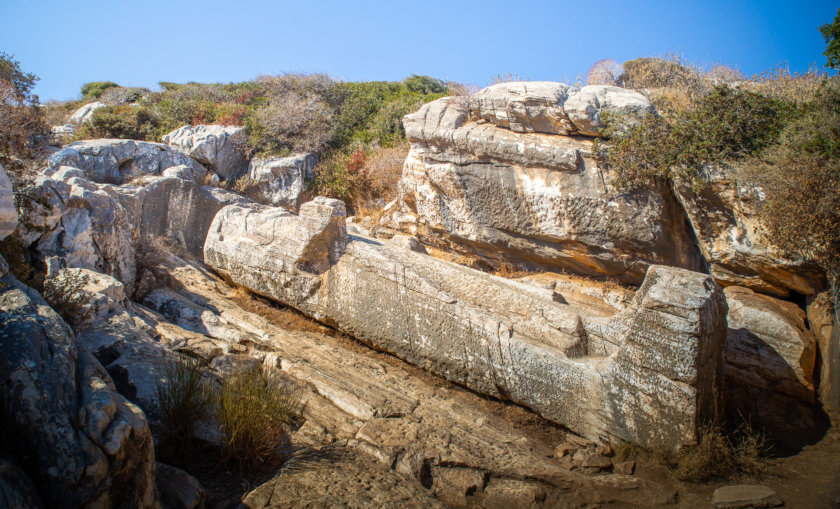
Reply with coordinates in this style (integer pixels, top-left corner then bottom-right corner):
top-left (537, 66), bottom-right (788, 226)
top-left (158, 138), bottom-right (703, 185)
top-left (205, 197), bottom-right (728, 450)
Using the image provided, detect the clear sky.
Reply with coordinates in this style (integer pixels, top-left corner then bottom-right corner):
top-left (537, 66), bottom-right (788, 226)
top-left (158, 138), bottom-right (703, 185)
top-left (1, 0), bottom-right (837, 101)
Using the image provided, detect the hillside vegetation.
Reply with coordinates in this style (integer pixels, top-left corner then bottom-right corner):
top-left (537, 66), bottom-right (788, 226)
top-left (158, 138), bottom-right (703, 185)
top-left (595, 56), bottom-right (839, 275)
top-left (62, 74), bottom-right (452, 208)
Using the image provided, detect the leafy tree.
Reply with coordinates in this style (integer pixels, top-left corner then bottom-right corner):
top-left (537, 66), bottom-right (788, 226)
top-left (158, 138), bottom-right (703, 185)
top-left (820, 8), bottom-right (840, 69)
top-left (0, 52), bottom-right (47, 158)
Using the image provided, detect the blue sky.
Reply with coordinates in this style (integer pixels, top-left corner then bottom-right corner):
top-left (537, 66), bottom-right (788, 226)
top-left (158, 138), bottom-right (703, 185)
top-left (1, 0), bottom-right (836, 101)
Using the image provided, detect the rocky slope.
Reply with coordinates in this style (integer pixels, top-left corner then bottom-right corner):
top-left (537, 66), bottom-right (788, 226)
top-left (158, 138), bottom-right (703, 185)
top-left (0, 78), bottom-right (837, 507)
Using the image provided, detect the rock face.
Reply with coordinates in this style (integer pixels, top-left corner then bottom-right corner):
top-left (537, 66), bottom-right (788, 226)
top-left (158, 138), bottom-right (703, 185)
top-left (0, 273), bottom-right (158, 508)
top-left (0, 162), bottom-right (17, 240)
top-left (563, 85), bottom-right (658, 135)
top-left (16, 165), bottom-right (245, 290)
top-left (469, 82), bottom-right (655, 136)
top-left (245, 153), bottom-right (316, 211)
top-left (69, 101), bottom-right (107, 126)
top-left (388, 95), bottom-right (702, 285)
top-left (724, 286), bottom-right (825, 441)
top-left (162, 125), bottom-right (247, 180)
top-left (47, 139), bottom-right (207, 184)
top-left (205, 198), bottom-right (727, 450)
top-left (674, 176), bottom-right (825, 297)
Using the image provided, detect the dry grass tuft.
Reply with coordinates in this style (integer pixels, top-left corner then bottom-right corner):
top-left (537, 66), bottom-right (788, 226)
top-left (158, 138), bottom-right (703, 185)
top-left (675, 423), bottom-right (768, 482)
top-left (216, 366), bottom-right (299, 469)
top-left (156, 355), bottom-right (211, 440)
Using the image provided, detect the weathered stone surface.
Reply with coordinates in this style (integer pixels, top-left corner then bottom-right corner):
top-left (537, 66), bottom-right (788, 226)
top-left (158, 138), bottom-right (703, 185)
top-left (205, 199), bottom-right (727, 450)
top-left (135, 251), bottom-right (679, 508)
top-left (0, 273), bottom-right (158, 508)
top-left (807, 288), bottom-right (840, 411)
top-left (712, 484), bottom-right (783, 508)
top-left (16, 166), bottom-right (245, 290)
top-left (470, 81), bottom-right (575, 135)
top-left (47, 139), bottom-right (206, 184)
top-left (469, 82), bottom-right (654, 136)
top-left (0, 456), bottom-right (44, 509)
top-left (162, 125), bottom-right (247, 180)
top-left (0, 162), bottom-right (17, 240)
top-left (724, 286), bottom-right (824, 441)
top-left (391, 96), bottom-right (702, 285)
top-left (161, 164), bottom-right (198, 181)
top-left (564, 85), bottom-right (657, 136)
top-left (68, 101), bottom-right (106, 126)
top-left (674, 175), bottom-right (824, 297)
top-left (242, 447), bottom-right (445, 508)
top-left (155, 463), bottom-right (206, 509)
top-left (245, 153), bottom-right (316, 211)
top-left (387, 233), bottom-right (427, 254)
top-left (725, 286), bottom-right (817, 402)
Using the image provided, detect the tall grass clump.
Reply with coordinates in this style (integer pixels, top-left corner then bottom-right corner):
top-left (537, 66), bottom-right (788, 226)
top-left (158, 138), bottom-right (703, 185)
top-left (216, 366), bottom-right (299, 469)
top-left (156, 355), bottom-right (211, 440)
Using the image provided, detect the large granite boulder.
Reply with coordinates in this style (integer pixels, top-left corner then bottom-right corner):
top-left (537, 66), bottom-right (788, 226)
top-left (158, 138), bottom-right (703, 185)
top-left (563, 85), bottom-right (657, 135)
top-left (0, 162), bottom-right (16, 240)
top-left (16, 166), bottom-right (246, 291)
top-left (724, 286), bottom-right (826, 442)
top-left (808, 288), bottom-right (840, 411)
top-left (68, 101), bottom-right (107, 126)
top-left (205, 198), bottom-right (727, 450)
top-left (674, 174), bottom-right (825, 297)
top-left (0, 273), bottom-right (158, 508)
top-left (47, 139), bottom-right (206, 184)
top-left (245, 153), bottom-right (316, 211)
top-left (162, 124), bottom-right (247, 180)
top-left (389, 96), bottom-right (703, 285)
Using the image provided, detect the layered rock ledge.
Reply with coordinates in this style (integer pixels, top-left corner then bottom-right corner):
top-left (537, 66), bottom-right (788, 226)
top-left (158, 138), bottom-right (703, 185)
top-left (387, 93), bottom-right (704, 286)
top-left (205, 198), bottom-right (728, 450)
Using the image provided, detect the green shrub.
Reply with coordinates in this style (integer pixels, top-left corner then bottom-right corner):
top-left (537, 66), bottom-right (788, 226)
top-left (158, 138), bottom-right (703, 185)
top-left (216, 366), bottom-right (299, 468)
top-left (156, 355), bottom-right (211, 440)
top-left (402, 74), bottom-right (447, 95)
top-left (76, 105), bottom-right (159, 141)
top-left (599, 85), bottom-right (789, 188)
top-left (80, 81), bottom-right (119, 99)
top-left (744, 78), bottom-right (840, 273)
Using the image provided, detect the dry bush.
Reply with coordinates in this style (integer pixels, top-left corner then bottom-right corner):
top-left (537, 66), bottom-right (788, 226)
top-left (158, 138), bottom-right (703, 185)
top-left (0, 54), bottom-right (49, 158)
top-left (98, 86), bottom-right (150, 105)
top-left (156, 355), bottom-right (211, 440)
top-left (707, 64), bottom-right (745, 85)
top-left (361, 142), bottom-right (408, 200)
top-left (587, 59), bottom-right (624, 86)
top-left (491, 73), bottom-right (529, 85)
top-left (622, 55), bottom-right (709, 115)
top-left (215, 366), bottom-right (299, 469)
top-left (42, 270), bottom-right (92, 329)
top-left (748, 64), bottom-right (826, 105)
top-left (742, 78), bottom-right (840, 274)
top-left (41, 100), bottom-right (81, 127)
top-left (675, 424), bottom-right (767, 482)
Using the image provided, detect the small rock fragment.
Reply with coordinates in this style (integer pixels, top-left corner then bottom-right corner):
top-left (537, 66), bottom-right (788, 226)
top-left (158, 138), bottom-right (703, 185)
top-left (614, 460), bottom-right (636, 475)
top-left (712, 484), bottom-right (783, 509)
